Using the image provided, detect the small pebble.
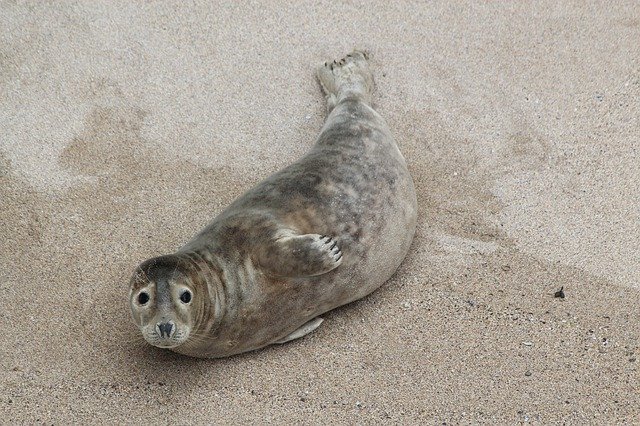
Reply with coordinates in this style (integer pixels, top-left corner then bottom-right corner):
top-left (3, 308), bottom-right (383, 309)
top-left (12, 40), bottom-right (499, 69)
top-left (524, 370), bottom-right (532, 377)
top-left (522, 341), bottom-right (533, 347)
top-left (554, 287), bottom-right (565, 299)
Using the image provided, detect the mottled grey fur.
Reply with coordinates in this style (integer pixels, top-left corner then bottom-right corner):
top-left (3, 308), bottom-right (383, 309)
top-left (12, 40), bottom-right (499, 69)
top-left (129, 51), bottom-right (417, 358)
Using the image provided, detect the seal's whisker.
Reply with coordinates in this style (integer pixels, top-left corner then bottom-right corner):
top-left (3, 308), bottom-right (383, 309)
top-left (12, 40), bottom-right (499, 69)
top-left (122, 337), bottom-right (148, 346)
top-left (183, 333), bottom-right (221, 346)
top-left (124, 334), bottom-right (147, 343)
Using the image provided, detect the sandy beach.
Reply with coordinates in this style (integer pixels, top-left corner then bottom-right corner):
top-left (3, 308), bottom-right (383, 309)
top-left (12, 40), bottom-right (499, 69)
top-left (1, 1), bottom-right (638, 423)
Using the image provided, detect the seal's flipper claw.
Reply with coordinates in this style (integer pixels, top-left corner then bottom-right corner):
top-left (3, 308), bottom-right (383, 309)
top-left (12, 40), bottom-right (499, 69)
top-left (255, 233), bottom-right (343, 278)
top-left (274, 318), bottom-right (324, 344)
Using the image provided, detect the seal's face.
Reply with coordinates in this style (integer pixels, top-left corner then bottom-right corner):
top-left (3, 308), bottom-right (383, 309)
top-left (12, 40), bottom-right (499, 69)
top-left (129, 259), bottom-right (198, 349)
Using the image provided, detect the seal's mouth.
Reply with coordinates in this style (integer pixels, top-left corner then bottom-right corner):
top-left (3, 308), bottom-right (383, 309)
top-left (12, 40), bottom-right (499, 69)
top-left (141, 323), bottom-right (190, 349)
top-left (144, 334), bottom-right (188, 349)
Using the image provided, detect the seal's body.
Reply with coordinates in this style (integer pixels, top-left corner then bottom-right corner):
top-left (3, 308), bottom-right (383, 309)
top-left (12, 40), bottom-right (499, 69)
top-left (129, 51), bottom-right (417, 358)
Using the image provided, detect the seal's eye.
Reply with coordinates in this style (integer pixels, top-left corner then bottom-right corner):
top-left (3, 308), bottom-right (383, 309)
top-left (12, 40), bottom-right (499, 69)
top-left (180, 290), bottom-right (192, 304)
top-left (137, 292), bottom-right (150, 305)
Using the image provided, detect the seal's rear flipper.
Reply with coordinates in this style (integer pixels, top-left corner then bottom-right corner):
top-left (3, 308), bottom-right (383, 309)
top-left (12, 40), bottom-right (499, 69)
top-left (274, 318), bottom-right (324, 344)
top-left (317, 50), bottom-right (374, 111)
top-left (255, 233), bottom-right (343, 278)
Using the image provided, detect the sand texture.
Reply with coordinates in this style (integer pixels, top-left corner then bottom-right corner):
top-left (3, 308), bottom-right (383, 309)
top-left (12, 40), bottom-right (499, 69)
top-left (1, 1), bottom-right (639, 424)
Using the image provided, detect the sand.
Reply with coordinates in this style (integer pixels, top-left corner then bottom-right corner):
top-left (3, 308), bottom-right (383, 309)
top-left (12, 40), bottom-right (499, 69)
top-left (1, 1), bottom-right (638, 424)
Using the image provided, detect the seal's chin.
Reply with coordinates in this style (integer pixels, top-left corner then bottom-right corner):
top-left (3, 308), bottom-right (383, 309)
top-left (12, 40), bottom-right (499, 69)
top-left (149, 340), bottom-right (183, 349)
top-left (143, 335), bottom-right (189, 349)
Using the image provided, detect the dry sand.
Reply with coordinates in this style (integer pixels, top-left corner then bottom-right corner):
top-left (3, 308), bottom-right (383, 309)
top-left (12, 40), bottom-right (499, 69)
top-left (1, 1), bottom-right (639, 424)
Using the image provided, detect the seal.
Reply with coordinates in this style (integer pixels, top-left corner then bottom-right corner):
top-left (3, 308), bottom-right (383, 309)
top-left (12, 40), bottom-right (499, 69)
top-left (129, 51), bottom-right (417, 358)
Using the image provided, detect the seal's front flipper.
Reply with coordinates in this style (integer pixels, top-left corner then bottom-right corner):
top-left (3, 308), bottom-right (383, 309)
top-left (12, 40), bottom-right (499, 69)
top-left (275, 318), bottom-right (324, 344)
top-left (256, 234), bottom-right (343, 278)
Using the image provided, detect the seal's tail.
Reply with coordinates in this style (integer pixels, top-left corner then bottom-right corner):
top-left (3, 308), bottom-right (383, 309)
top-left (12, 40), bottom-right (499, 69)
top-left (317, 50), bottom-right (374, 110)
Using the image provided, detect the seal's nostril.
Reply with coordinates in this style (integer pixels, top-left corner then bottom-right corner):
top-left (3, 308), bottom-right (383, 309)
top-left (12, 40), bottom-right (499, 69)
top-left (157, 321), bottom-right (174, 338)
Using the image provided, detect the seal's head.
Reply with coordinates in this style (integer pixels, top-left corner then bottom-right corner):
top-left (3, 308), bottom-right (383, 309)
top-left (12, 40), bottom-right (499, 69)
top-left (129, 255), bottom-right (203, 349)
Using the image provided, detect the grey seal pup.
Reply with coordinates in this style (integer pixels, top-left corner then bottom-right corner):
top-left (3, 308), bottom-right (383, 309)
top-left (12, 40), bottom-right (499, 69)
top-left (129, 51), bottom-right (417, 358)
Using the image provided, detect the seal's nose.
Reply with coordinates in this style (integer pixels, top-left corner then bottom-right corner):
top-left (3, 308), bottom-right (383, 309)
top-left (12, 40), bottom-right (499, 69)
top-left (156, 321), bottom-right (175, 339)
